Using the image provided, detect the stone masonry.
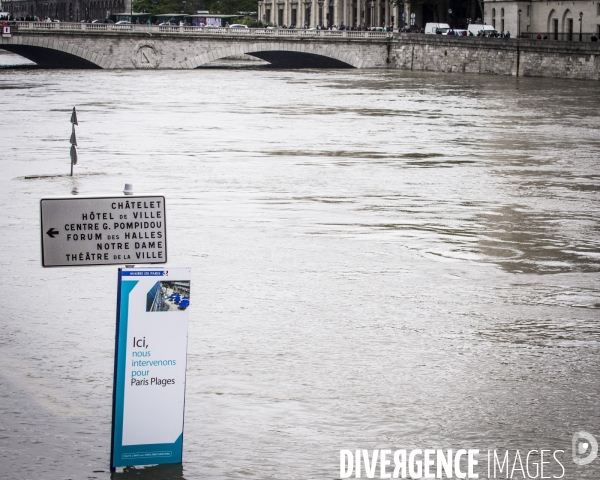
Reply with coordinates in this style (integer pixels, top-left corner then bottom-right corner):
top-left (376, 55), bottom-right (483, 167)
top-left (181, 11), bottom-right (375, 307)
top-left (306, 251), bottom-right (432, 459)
top-left (389, 35), bottom-right (599, 80)
top-left (1, 29), bottom-right (599, 80)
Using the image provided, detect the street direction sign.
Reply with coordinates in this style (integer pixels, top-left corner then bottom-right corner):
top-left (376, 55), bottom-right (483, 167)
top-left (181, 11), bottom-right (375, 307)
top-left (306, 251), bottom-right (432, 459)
top-left (40, 195), bottom-right (167, 267)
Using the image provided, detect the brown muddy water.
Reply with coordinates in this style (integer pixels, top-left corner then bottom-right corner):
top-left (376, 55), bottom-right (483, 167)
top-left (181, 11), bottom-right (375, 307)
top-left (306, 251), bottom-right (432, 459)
top-left (0, 66), bottom-right (599, 479)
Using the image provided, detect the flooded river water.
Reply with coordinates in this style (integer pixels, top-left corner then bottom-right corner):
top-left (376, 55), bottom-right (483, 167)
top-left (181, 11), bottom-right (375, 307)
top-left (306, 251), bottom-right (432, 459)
top-left (0, 65), bottom-right (599, 479)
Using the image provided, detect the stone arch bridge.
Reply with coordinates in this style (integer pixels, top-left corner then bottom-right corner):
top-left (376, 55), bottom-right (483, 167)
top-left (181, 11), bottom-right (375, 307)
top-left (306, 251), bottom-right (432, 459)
top-left (2, 23), bottom-right (598, 79)
top-left (0, 23), bottom-right (391, 69)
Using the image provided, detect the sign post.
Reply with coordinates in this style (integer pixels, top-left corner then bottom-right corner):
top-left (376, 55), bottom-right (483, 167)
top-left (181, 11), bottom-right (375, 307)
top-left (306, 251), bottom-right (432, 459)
top-left (111, 266), bottom-right (191, 471)
top-left (40, 186), bottom-right (191, 472)
top-left (40, 195), bottom-right (167, 267)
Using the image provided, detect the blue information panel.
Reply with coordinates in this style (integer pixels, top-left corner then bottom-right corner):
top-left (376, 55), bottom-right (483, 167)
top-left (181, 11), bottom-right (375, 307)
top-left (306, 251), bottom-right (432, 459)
top-left (111, 267), bottom-right (191, 470)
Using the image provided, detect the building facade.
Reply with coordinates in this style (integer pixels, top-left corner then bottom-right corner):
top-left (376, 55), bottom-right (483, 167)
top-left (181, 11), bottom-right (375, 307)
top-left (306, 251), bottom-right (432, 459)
top-left (1, 0), bottom-right (129, 21)
top-left (256, 0), bottom-right (415, 29)
top-left (483, 0), bottom-right (600, 38)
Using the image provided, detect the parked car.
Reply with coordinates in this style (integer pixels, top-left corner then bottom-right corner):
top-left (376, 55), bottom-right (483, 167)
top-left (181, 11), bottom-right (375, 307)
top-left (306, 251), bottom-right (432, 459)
top-left (228, 24), bottom-right (248, 28)
top-left (115, 20), bottom-right (132, 25)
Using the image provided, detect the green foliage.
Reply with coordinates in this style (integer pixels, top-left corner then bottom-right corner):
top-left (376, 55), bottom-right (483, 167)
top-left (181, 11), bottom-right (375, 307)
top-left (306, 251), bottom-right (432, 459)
top-left (232, 16), bottom-right (270, 27)
top-left (132, 0), bottom-right (199, 15)
top-left (409, 0), bottom-right (449, 22)
top-left (132, 0), bottom-right (258, 15)
top-left (206, 0), bottom-right (258, 14)
top-left (389, 0), bottom-right (482, 25)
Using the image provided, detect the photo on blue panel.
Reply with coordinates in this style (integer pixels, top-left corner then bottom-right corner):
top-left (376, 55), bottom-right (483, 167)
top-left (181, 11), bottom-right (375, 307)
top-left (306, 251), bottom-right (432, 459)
top-left (146, 281), bottom-right (190, 312)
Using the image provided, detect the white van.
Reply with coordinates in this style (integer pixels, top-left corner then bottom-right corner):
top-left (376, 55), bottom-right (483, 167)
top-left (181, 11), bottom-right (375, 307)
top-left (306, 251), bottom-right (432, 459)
top-left (424, 23), bottom-right (450, 35)
top-left (467, 24), bottom-right (497, 37)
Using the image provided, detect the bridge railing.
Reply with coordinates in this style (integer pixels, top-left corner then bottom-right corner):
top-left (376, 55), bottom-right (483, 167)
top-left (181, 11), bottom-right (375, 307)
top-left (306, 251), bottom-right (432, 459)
top-left (13, 22), bottom-right (393, 39)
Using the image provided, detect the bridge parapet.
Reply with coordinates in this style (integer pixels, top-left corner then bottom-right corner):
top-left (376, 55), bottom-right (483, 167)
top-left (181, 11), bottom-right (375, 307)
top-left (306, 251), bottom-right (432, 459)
top-left (13, 22), bottom-right (392, 40)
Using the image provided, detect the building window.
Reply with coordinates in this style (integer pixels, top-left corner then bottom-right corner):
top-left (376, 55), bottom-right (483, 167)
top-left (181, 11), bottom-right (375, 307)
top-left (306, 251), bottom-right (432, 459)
top-left (278, 8), bottom-right (283, 26)
top-left (568, 18), bottom-right (573, 41)
top-left (292, 8), bottom-right (297, 25)
top-left (527, 5), bottom-right (530, 17)
top-left (501, 19), bottom-right (504, 32)
top-left (501, 8), bottom-right (504, 17)
top-left (266, 9), bottom-right (271, 23)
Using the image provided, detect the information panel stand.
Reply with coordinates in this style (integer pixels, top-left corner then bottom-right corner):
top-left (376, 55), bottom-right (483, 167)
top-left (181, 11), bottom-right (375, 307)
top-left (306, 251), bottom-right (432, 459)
top-left (111, 267), bottom-right (191, 470)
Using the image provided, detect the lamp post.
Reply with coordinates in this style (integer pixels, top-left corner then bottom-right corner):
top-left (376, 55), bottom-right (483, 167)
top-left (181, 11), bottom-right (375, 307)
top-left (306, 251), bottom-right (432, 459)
top-left (578, 12), bottom-right (583, 41)
top-left (517, 9), bottom-right (521, 38)
top-left (317, 0), bottom-right (324, 26)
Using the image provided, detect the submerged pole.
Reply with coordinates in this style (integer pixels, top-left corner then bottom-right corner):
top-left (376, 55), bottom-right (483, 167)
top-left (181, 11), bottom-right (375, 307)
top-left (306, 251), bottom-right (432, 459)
top-left (70, 107), bottom-right (78, 176)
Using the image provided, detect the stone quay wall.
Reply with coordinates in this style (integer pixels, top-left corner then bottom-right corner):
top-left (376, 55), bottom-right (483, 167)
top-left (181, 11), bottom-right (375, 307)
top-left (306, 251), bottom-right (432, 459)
top-left (389, 35), bottom-right (600, 81)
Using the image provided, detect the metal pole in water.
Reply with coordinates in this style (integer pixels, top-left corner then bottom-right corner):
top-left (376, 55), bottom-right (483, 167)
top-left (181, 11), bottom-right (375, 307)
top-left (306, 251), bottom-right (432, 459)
top-left (69, 107), bottom-right (78, 177)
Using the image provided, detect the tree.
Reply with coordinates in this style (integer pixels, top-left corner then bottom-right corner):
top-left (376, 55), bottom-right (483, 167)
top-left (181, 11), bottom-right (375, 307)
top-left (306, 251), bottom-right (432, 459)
top-left (206, 0), bottom-right (257, 14)
top-left (132, 0), bottom-right (257, 14)
top-left (390, 0), bottom-right (449, 23)
top-left (132, 0), bottom-right (199, 15)
top-left (390, 0), bottom-right (481, 26)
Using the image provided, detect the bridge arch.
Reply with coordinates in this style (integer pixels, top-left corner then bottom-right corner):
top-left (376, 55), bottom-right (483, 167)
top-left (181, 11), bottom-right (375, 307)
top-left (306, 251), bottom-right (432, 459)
top-left (183, 41), bottom-right (361, 69)
top-left (1, 35), bottom-right (109, 68)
